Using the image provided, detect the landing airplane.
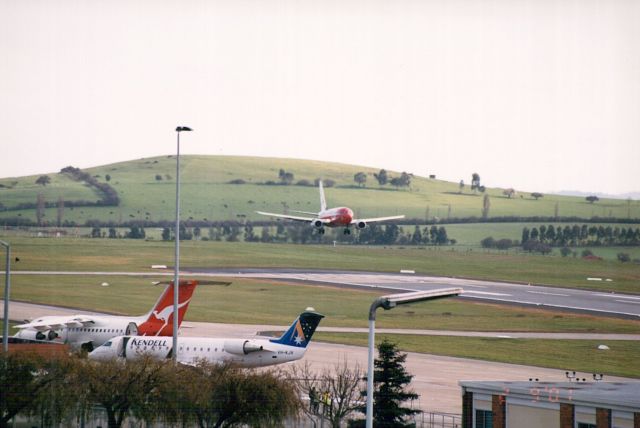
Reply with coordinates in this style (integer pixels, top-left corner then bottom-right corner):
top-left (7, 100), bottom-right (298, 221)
top-left (13, 279), bottom-right (230, 351)
top-left (256, 180), bottom-right (405, 235)
top-left (89, 308), bottom-right (324, 368)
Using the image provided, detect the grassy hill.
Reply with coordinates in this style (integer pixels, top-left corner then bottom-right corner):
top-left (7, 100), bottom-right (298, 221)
top-left (1, 155), bottom-right (639, 225)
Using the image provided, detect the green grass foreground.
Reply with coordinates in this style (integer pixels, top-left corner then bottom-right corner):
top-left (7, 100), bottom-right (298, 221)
top-left (315, 333), bottom-right (640, 379)
top-left (4, 275), bottom-right (640, 334)
top-left (5, 237), bottom-right (640, 293)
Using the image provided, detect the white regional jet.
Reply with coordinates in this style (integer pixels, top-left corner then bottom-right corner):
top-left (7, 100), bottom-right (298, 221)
top-left (13, 280), bottom-right (227, 351)
top-left (88, 308), bottom-right (324, 368)
top-left (256, 180), bottom-right (405, 235)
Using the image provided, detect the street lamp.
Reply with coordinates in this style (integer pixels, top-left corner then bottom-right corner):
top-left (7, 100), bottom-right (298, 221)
top-left (365, 287), bottom-right (463, 428)
top-left (173, 126), bottom-right (192, 362)
top-left (1, 240), bottom-right (10, 353)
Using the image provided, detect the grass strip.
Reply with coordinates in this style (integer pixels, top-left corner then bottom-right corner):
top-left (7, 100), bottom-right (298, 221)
top-left (315, 333), bottom-right (640, 379)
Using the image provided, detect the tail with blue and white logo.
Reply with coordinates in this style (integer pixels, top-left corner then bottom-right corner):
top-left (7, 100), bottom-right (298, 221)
top-left (270, 308), bottom-right (324, 348)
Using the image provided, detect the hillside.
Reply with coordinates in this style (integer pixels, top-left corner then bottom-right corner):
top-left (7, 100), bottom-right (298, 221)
top-left (1, 155), bottom-right (639, 225)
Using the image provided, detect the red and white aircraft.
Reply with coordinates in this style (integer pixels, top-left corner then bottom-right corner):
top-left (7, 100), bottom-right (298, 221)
top-left (13, 279), bottom-right (229, 351)
top-left (256, 180), bottom-right (405, 235)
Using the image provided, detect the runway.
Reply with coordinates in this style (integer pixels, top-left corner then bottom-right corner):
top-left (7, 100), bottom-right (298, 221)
top-left (10, 268), bottom-right (640, 318)
top-left (3, 300), bottom-right (636, 414)
top-left (187, 268), bottom-right (640, 318)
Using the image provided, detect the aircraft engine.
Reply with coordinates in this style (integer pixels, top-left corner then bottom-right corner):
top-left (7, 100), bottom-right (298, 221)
top-left (356, 221), bottom-right (367, 229)
top-left (224, 339), bottom-right (264, 355)
top-left (312, 219), bottom-right (324, 229)
top-left (15, 329), bottom-right (58, 341)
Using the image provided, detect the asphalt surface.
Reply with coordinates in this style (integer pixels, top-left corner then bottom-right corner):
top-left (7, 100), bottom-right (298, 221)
top-left (10, 268), bottom-right (640, 318)
top-left (185, 268), bottom-right (640, 318)
top-left (3, 301), bottom-right (636, 414)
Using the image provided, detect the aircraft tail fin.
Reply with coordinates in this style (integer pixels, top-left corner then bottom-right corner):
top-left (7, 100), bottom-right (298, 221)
top-left (270, 308), bottom-right (324, 348)
top-left (138, 280), bottom-right (199, 336)
top-left (319, 180), bottom-right (327, 212)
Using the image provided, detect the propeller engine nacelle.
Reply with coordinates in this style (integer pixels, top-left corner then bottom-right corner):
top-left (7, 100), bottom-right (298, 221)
top-left (312, 219), bottom-right (324, 229)
top-left (356, 221), bottom-right (367, 229)
top-left (224, 339), bottom-right (264, 355)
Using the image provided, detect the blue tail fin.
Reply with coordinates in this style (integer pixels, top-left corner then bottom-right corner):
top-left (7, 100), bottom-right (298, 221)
top-left (270, 308), bottom-right (324, 348)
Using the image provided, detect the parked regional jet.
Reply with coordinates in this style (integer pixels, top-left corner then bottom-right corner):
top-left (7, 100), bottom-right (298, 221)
top-left (89, 308), bottom-right (324, 368)
top-left (13, 279), bottom-right (229, 351)
top-left (256, 180), bottom-right (405, 235)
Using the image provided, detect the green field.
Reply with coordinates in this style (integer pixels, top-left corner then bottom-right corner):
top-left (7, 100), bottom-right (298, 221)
top-left (5, 275), bottom-right (640, 334)
top-left (316, 333), bottom-right (640, 378)
top-left (2, 155), bottom-right (639, 224)
top-left (4, 274), bottom-right (639, 378)
top-left (2, 237), bottom-right (639, 293)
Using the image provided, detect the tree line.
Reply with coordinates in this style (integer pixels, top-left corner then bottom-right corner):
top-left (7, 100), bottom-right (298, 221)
top-left (521, 224), bottom-right (640, 247)
top-left (2, 339), bottom-right (420, 428)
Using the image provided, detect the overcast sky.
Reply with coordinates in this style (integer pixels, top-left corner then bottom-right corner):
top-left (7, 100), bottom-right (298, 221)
top-left (1, 0), bottom-right (638, 194)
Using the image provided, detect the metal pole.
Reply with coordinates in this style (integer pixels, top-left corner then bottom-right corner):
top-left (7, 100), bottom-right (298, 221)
top-left (366, 298), bottom-right (385, 428)
top-left (366, 316), bottom-right (375, 428)
top-left (1, 240), bottom-right (10, 353)
top-left (173, 130), bottom-right (181, 362)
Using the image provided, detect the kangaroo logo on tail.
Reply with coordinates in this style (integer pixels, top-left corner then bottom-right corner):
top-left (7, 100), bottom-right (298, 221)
top-left (138, 280), bottom-right (198, 336)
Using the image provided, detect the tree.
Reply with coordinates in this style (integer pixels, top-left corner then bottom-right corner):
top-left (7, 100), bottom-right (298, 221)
top-left (0, 351), bottom-right (75, 428)
top-left (502, 188), bottom-right (516, 198)
top-left (35, 175), bottom-right (51, 186)
top-left (74, 357), bottom-right (167, 428)
top-left (352, 340), bottom-right (419, 427)
top-left (161, 227), bottom-right (171, 241)
top-left (530, 192), bottom-right (543, 200)
top-left (105, 174), bottom-right (111, 182)
top-left (373, 169), bottom-right (388, 186)
top-left (56, 196), bottom-right (65, 227)
top-left (459, 180), bottom-right (464, 193)
top-left (586, 195), bottom-right (600, 204)
top-left (481, 194), bottom-right (490, 219)
top-left (155, 174), bottom-right (163, 181)
top-left (471, 173), bottom-right (480, 192)
top-left (278, 169), bottom-right (294, 185)
top-left (36, 193), bottom-right (45, 226)
top-left (291, 360), bottom-right (363, 428)
top-left (354, 172), bottom-right (367, 187)
top-left (127, 226), bottom-right (145, 239)
top-left (108, 227), bottom-right (117, 238)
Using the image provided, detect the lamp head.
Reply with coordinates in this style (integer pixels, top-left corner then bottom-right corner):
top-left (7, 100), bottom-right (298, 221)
top-left (176, 126), bottom-right (193, 132)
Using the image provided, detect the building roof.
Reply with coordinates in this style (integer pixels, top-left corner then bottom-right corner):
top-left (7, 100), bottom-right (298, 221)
top-left (460, 381), bottom-right (640, 412)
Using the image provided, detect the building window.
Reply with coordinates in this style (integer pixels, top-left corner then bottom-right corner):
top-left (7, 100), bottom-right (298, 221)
top-left (577, 424), bottom-right (596, 428)
top-left (475, 409), bottom-right (493, 428)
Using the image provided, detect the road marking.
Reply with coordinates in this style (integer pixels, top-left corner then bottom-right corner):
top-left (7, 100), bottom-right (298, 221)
top-left (616, 300), bottom-right (640, 305)
top-left (607, 295), bottom-right (640, 301)
top-left (463, 291), bottom-right (511, 297)
top-left (526, 290), bottom-right (570, 297)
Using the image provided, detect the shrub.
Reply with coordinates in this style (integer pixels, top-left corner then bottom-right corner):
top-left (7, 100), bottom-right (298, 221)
top-left (617, 252), bottom-right (631, 263)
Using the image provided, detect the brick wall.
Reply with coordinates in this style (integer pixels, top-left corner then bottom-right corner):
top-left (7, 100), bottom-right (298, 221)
top-left (560, 403), bottom-right (574, 428)
top-left (492, 394), bottom-right (506, 428)
top-left (596, 408), bottom-right (611, 428)
top-left (462, 390), bottom-right (473, 428)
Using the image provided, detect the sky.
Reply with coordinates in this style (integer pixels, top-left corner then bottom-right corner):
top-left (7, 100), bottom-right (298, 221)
top-left (1, 0), bottom-right (639, 195)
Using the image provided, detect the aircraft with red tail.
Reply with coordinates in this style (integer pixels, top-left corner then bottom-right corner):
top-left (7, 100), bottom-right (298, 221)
top-left (256, 180), bottom-right (405, 235)
top-left (13, 279), bottom-right (230, 351)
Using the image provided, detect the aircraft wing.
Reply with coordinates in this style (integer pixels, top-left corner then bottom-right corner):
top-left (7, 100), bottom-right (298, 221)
top-left (256, 211), bottom-right (320, 223)
top-left (351, 214), bottom-right (405, 224)
top-left (14, 316), bottom-right (96, 331)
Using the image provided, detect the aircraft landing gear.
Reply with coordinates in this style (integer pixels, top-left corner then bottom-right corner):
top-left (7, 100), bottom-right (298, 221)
top-left (343, 228), bottom-right (351, 235)
top-left (318, 228), bottom-right (325, 235)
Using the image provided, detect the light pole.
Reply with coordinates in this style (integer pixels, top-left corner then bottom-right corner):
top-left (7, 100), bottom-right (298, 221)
top-left (365, 287), bottom-right (463, 428)
top-left (1, 240), bottom-right (10, 353)
top-left (173, 126), bottom-right (192, 362)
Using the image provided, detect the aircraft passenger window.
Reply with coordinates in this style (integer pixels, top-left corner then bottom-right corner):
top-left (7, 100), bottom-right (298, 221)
top-left (207, 348), bottom-right (210, 352)
top-left (200, 347), bottom-right (203, 351)
top-left (104, 341), bottom-right (112, 347)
